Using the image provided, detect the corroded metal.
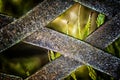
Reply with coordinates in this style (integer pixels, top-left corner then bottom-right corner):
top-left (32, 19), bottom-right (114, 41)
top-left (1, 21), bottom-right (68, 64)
top-left (0, 73), bottom-right (23, 80)
top-left (25, 13), bottom-right (120, 79)
top-left (75, 0), bottom-right (120, 18)
top-left (0, 0), bottom-right (74, 53)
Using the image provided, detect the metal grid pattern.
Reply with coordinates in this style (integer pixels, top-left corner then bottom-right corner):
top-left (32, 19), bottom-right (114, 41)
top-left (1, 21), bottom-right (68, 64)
top-left (0, 0), bottom-right (120, 80)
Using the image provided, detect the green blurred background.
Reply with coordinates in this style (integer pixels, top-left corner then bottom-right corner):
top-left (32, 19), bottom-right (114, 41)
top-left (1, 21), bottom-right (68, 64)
top-left (0, 0), bottom-right (43, 17)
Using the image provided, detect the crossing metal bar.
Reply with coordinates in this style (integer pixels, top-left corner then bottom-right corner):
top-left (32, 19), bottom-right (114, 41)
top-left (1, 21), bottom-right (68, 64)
top-left (0, 0), bottom-right (74, 53)
top-left (0, 14), bottom-right (83, 80)
top-left (0, 14), bottom-right (15, 29)
top-left (0, 0), bottom-right (119, 79)
top-left (75, 0), bottom-right (120, 18)
top-left (0, 13), bottom-right (120, 79)
top-left (25, 13), bottom-right (120, 79)
top-left (86, 13), bottom-right (120, 49)
top-left (26, 56), bottom-right (83, 80)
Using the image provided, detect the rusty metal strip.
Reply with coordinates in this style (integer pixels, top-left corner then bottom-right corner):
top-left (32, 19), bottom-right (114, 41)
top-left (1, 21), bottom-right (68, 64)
top-left (0, 0), bottom-right (74, 53)
top-left (0, 73), bottom-right (23, 80)
top-left (75, 0), bottom-right (120, 18)
top-left (24, 13), bottom-right (120, 79)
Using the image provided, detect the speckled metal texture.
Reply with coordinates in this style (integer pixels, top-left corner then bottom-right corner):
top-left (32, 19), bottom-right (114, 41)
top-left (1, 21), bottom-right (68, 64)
top-left (0, 14), bottom-right (15, 29)
top-left (0, 14), bottom-right (83, 80)
top-left (25, 13), bottom-right (120, 78)
top-left (1, 13), bottom-right (119, 80)
top-left (0, 73), bottom-right (23, 80)
top-left (76, 0), bottom-right (120, 18)
top-left (86, 13), bottom-right (120, 49)
top-left (0, 0), bottom-right (120, 80)
top-left (0, 0), bottom-right (74, 53)
top-left (26, 56), bottom-right (82, 80)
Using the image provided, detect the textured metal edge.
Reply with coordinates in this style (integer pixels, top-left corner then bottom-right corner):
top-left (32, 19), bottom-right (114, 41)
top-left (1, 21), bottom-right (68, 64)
top-left (0, 73), bottom-right (23, 80)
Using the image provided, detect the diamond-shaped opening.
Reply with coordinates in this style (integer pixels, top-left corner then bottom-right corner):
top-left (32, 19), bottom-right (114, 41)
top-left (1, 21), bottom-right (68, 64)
top-left (45, 2), bottom-right (119, 80)
top-left (0, 1), bottom-right (119, 80)
top-left (0, 42), bottom-right (49, 78)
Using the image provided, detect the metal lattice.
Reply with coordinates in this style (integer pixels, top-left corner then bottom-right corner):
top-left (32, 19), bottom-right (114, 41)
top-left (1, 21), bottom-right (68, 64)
top-left (0, 0), bottom-right (120, 80)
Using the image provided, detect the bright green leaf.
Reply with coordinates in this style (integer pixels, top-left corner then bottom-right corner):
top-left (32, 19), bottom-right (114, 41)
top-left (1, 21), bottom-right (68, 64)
top-left (96, 13), bottom-right (105, 27)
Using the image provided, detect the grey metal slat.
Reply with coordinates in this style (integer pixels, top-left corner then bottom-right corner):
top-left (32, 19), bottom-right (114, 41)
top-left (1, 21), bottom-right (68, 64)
top-left (26, 56), bottom-right (83, 80)
top-left (85, 13), bottom-right (120, 49)
top-left (24, 13), bottom-right (120, 79)
top-left (75, 0), bottom-right (120, 18)
top-left (0, 14), bottom-right (82, 80)
top-left (0, 0), bottom-right (74, 53)
top-left (0, 0), bottom-right (119, 80)
top-left (1, 13), bottom-right (120, 79)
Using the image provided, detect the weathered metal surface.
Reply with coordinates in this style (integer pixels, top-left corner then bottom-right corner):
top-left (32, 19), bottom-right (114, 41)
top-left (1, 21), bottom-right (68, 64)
top-left (0, 0), bottom-right (74, 53)
top-left (1, 13), bottom-right (120, 79)
top-left (0, 1), bottom-right (120, 80)
top-left (0, 14), bottom-right (82, 80)
top-left (0, 73), bottom-right (23, 80)
top-left (86, 13), bottom-right (120, 49)
top-left (0, 14), bottom-right (15, 29)
top-left (24, 13), bottom-right (120, 79)
top-left (26, 56), bottom-right (82, 80)
top-left (75, 0), bottom-right (120, 18)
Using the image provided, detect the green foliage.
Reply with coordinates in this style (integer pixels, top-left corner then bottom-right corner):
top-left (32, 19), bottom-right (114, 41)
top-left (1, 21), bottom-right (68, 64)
top-left (0, 0), bottom-right (2, 12)
top-left (71, 72), bottom-right (77, 80)
top-left (106, 38), bottom-right (120, 58)
top-left (96, 13), bottom-right (105, 27)
top-left (87, 66), bottom-right (97, 80)
top-left (0, 56), bottom-right (42, 78)
top-left (0, 0), bottom-right (41, 17)
top-left (81, 12), bottom-right (91, 40)
top-left (48, 51), bottom-right (61, 61)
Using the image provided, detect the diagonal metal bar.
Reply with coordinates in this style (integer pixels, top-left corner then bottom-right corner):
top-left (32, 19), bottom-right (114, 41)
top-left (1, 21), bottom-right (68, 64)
top-left (26, 56), bottom-right (83, 80)
top-left (0, 14), bottom-right (15, 29)
top-left (0, 13), bottom-right (84, 80)
top-left (0, 0), bottom-right (119, 80)
top-left (25, 13), bottom-right (120, 80)
top-left (75, 0), bottom-right (120, 18)
top-left (0, 13), bottom-right (120, 79)
top-left (0, 0), bottom-right (74, 53)
top-left (0, 73), bottom-right (23, 80)
top-left (85, 13), bottom-right (120, 49)
top-left (24, 13), bottom-right (120, 79)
